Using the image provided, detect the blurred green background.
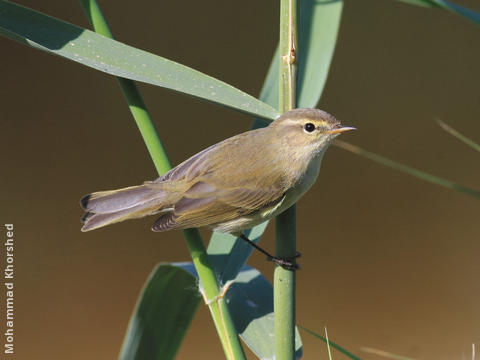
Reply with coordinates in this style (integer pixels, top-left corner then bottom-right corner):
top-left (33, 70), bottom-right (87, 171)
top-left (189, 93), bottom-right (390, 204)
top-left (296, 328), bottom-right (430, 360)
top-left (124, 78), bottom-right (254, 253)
top-left (0, 0), bottom-right (479, 359)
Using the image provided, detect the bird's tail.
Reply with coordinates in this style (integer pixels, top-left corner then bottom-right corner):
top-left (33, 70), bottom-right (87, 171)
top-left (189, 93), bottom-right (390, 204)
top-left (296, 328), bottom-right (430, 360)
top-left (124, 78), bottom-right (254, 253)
top-left (80, 184), bottom-right (167, 231)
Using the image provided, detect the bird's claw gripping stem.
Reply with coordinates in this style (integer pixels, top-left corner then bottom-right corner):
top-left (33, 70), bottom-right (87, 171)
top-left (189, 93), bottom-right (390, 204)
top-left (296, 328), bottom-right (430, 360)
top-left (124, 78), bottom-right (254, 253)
top-left (267, 252), bottom-right (301, 270)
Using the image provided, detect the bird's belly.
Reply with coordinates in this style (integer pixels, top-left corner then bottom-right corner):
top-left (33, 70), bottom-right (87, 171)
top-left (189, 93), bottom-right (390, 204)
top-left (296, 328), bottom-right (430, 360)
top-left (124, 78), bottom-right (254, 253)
top-left (213, 155), bottom-right (323, 235)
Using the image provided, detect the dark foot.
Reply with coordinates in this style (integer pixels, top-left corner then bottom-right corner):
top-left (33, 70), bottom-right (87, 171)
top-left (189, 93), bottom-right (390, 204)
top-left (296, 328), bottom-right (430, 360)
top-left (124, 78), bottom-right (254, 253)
top-left (237, 233), bottom-right (301, 270)
top-left (267, 255), bottom-right (301, 270)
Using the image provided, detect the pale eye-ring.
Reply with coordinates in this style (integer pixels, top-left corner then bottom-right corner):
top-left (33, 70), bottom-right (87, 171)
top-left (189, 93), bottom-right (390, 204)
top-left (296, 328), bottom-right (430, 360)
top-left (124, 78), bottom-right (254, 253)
top-left (304, 123), bottom-right (316, 133)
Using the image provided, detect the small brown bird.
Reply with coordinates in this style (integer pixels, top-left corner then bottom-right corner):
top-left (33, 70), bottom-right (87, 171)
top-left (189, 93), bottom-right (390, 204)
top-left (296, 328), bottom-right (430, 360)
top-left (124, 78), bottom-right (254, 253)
top-left (80, 108), bottom-right (354, 268)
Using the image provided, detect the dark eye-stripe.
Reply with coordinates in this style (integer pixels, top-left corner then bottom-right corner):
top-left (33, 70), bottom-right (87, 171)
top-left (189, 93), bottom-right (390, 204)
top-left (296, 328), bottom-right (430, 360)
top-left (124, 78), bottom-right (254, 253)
top-left (304, 123), bottom-right (315, 133)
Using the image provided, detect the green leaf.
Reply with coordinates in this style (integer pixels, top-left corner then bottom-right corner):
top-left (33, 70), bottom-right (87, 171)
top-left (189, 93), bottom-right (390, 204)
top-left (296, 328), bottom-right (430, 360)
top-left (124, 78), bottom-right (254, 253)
top-left (396, 0), bottom-right (480, 24)
top-left (259, 46), bottom-right (280, 112)
top-left (396, 0), bottom-right (441, 7)
top-left (334, 140), bottom-right (480, 199)
top-left (119, 264), bottom-right (200, 360)
top-left (298, 325), bottom-right (362, 360)
top-left (177, 263), bottom-right (303, 360)
top-left (227, 266), bottom-right (303, 359)
top-left (208, 223), bottom-right (269, 283)
top-left (297, 0), bottom-right (343, 108)
top-left (0, 0), bottom-right (279, 120)
top-left (436, 119), bottom-right (480, 152)
top-left (253, 0), bottom-right (344, 112)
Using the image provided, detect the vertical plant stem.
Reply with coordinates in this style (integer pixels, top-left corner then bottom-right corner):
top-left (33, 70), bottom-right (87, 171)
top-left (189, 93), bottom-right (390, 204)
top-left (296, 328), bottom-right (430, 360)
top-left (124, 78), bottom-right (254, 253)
top-left (182, 228), bottom-right (245, 360)
top-left (79, 1), bottom-right (245, 359)
top-left (279, 0), bottom-right (297, 112)
top-left (275, 0), bottom-right (298, 359)
top-left (79, 0), bottom-right (169, 174)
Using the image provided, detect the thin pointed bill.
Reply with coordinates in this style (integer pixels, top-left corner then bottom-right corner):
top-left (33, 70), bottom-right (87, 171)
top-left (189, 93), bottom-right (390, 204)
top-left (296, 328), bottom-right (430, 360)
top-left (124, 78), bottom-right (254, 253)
top-left (326, 126), bottom-right (356, 135)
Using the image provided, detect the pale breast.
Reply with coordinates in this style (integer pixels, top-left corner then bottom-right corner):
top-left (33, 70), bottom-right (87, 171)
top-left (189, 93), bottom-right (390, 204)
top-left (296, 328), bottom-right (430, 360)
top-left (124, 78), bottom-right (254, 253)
top-left (212, 152), bottom-right (324, 235)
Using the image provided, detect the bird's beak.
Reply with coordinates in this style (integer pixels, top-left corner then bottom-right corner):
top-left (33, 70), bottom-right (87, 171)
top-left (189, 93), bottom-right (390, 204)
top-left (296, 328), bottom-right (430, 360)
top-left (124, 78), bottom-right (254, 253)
top-left (326, 126), bottom-right (356, 135)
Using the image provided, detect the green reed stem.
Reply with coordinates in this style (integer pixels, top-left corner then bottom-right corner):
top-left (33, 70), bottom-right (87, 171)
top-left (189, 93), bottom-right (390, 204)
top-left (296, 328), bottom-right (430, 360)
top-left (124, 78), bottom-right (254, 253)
top-left (79, 1), bottom-right (245, 359)
top-left (79, 0), bottom-right (169, 174)
top-left (275, 0), bottom-right (298, 359)
top-left (182, 228), bottom-right (246, 360)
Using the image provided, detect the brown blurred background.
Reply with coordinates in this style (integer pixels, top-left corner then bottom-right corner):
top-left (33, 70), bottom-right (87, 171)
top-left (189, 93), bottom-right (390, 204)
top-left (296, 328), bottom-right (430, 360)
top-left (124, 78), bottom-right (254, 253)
top-left (1, 0), bottom-right (479, 359)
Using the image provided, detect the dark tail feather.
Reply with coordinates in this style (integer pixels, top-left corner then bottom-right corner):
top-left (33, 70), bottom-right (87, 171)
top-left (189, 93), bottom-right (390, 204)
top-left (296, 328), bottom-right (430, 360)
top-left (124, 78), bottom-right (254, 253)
top-left (80, 185), bottom-right (161, 213)
top-left (80, 184), bottom-right (166, 231)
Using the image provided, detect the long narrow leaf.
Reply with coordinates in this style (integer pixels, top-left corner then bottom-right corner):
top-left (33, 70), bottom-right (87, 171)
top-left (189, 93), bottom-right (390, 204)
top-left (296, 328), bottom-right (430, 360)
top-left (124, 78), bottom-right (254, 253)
top-left (334, 140), bottom-right (480, 199)
top-left (176, 263), bottom-right (303, 360)
top-left (396, 0), bottom-right (445, 7)
top-left (436, 119), bottom-right (480, 152)
top-left (119, 264), bottom-right (200, 360)
top-left (298, 325), bottom-right (362, 360)
top-left (297, 0), bottom-right (343, 108)
top-left (0, 0), bottom-right (279, 120)
top-left (253, 0), bottom-right (344, 113)
top-left (227, 266), bottom-right (302, 360)
top-left (208, 223), bottom-right (268, 283)
top-left (396, 0), bottom-right (480, 24)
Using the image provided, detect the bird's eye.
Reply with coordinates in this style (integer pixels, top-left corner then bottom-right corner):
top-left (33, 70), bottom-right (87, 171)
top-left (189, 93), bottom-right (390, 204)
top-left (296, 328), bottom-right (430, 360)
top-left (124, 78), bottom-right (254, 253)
top-left (304, 123), bottom-right (316, 133)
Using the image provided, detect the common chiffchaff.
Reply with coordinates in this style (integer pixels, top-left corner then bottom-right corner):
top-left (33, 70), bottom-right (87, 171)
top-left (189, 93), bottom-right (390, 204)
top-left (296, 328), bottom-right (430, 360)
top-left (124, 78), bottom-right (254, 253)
top-left (80, 108), bottom-right (354, 268)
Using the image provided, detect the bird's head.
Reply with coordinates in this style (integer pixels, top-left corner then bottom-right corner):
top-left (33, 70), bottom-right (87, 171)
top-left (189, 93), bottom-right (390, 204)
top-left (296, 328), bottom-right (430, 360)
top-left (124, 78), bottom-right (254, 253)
top-left (270, 108), bottom-right (355, 155)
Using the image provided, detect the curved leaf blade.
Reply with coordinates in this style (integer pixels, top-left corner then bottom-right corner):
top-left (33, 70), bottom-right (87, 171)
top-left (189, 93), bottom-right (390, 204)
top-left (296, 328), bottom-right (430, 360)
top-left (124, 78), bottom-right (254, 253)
top-left (0, 0), bottom-right (279, 120)
top-left (396, 0), bottom-right (480, 24)
top-left (298, 325), bottom-right (362, 360)
top-left (119, 264), bottom-right (200, 360)
top-left (255, 0), bottom-right (344, 112)
top-left (208, 223), bottom-right (268, 283)
top-left (297, 0), bottom-right (343, 108)
top-left (177, 263), bottom-right (304, 360)
top-left (334, 140), bottom-right (480, 199)
top-left (258, 46), bottom-right (280, 112)
top-left (396, 0), bottom-right (442, 7)
top-left (227, 266), bottom-right (303, 360)
top-left (436, 119), bottom-right (480, 152)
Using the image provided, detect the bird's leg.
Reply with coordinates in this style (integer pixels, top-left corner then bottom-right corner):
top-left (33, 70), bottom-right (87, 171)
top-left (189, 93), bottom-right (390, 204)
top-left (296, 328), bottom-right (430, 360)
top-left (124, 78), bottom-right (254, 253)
top-left (238, 233), bottom-right (300, 270)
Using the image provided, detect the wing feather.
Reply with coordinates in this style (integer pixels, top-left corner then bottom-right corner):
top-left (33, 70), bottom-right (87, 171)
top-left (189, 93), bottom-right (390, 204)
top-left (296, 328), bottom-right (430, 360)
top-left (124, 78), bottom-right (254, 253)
top-left (150, 128), bottom-right (291, 231)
